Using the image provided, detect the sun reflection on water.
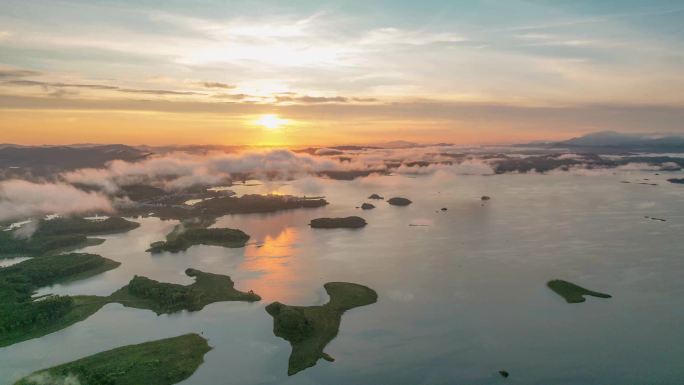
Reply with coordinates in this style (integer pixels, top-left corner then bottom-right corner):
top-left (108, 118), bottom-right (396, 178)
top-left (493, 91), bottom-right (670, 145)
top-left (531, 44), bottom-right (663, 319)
top-left (240, 227), bottom-right (301, 302)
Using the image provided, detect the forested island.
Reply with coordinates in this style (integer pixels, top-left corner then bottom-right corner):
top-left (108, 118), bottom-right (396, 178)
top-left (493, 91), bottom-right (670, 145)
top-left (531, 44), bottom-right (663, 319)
top-left (265, 282), bottom-right (378, 375)
top-left (0, 261), bottom-right (259, 347)
top-left (0, 217), bottom-right (139, 258)
top-left (310, 216), bottom-right (367, 229)
top-left (119, 191), bottom-right (329, 220)
top-left (0, 253), bottom-right (120, 347)
top-left (109, 268), bottom-right (261, 314)
top-left (148, 227), bottom-right (250, 253)
top-left (14, 333), bottom-right (211, 385)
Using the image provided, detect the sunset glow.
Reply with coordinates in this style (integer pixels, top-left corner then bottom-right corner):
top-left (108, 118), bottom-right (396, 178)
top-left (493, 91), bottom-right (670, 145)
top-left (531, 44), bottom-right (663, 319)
top-left (0, 1), bottom-right (682, 146)
top-left (255, 114), bottom-right (288, 130)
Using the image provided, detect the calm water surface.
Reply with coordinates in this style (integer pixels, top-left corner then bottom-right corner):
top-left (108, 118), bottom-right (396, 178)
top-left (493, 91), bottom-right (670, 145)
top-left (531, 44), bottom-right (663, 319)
top-left (2, 172), bottom-right (684, 384)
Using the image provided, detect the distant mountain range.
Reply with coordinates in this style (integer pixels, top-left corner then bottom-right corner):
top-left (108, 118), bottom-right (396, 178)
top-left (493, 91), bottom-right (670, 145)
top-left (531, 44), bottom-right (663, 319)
top-left (515, 131), bottom-right (684, 152)
top-left (0, 144), bottom-right (149, 178)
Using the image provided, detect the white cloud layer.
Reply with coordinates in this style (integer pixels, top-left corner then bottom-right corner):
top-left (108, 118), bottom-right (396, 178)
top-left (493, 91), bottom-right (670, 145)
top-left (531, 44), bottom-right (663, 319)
top-left (0, 180), bottom-right (113, 221)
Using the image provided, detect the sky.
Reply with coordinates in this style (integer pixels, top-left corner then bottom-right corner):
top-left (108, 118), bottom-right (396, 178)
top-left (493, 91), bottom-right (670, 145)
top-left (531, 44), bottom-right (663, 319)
top-left (0, 0), bottom-right (683, 146)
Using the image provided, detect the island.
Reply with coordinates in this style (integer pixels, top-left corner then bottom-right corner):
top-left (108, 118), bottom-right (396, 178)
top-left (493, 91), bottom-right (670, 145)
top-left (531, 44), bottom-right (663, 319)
top-left (547, 279), bottom-right (612, 303)
top-left (265, 282), bottom-right (378, 375)
top-left (387, 197), bottom-right (412, 206)
top-left (14, 333), bottom-right (211, 385)
top-left (118, 193), bottom-right (329, 220)
top-left (368, 193), bottom-right (384, 200)
top-left (481, 195), bottom-right (491, 201)
top-left (667, 178), bottom-right (684, 184)
top-left (109, 268), bottom-right (261, 314)
top-left (147, 227), bottom-right (250, 253)
top-left (360, 203), bottom-right (375, 210)
top-left (0, 253), bottom-right (121, 348)
top-left (194, 194), bottom-right (328, 216)
top-left (310, 216), bottom-right (367, 229)
top-left (0, 216), bottom-right (139, 259)
top-left (32, 216), bottom-right (140, 237)
top-left (0, 257), bottom-right (259, 347)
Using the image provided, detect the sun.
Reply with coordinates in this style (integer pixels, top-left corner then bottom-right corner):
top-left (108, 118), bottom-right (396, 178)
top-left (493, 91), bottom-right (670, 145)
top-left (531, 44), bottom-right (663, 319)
top-left (255, 114), bottom-right (288, 130)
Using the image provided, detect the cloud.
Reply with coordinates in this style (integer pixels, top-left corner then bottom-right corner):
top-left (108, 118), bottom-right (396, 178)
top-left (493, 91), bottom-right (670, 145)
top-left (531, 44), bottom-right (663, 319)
top-left (3, 79), bottom-right (118, 89)
top-left (61, 149), bottom-right (353, 191)
top-left (116, 88), bottom-right (203, 96)
top-left (197, 81), bottom-right (235, 89)
top-left (314, 148), bottom-right (344, 155)
top-left (276, 95), bottom-right (349, 103)
top-left (4, 80), bottom-right (202, 96)
top-left (3, 94), bottom-right (683, 136)
top-left (0, 180), bottom-right (113, 221)
top-left (0, 68), bottom-right (42, 79)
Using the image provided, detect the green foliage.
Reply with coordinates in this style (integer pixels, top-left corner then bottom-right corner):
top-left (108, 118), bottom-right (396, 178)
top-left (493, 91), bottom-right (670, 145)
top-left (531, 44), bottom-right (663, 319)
top-left (110, 268), bottom-right (260, 314)
top-left (33, 217), bottom-right (140, 237)
top-left (0, 217), bottom-right (138, 258)
top-left (265, 282), bottom-right (377, 375)
top-left (14, 333), bottom-right (212, 385)
top-left (0, 231), bottom-right (89, 257)
top-left (309, 216), bottom-right (367, 229)
top-left (194, 194), bottom-right (328, 215)
top-left (0, 253), bottom-right (120, 347)
top-left (147, 227), bottom-right (250, 253)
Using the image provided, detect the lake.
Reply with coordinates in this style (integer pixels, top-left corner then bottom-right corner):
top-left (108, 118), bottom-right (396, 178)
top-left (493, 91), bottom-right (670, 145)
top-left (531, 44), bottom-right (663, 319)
top-left (2, 171), bottom-right (684, 384)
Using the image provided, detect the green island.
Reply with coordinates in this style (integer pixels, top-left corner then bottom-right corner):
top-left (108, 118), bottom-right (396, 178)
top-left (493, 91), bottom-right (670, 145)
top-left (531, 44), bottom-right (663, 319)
top-left (147, 219), bottom-right (250, 253)
top-left (309, 216), bottom-right (367, 229)
top-left (0, 259), bottom-right (259, 347)
top-left (14, 333), bottom-right (211, 385)
top-left (0, 217), bottom-right (140, 258)
top-left (387, 197), bottom-right (412, 206)
top-left (0, 253), bottom-right (121, 348)
top-left (119, 192), bottom-right (329, 220)
top-left (109, 268), bottom-right (261, 314)
top-left (265, 282), bottom-right (378, 375)
top-left (547, 279), bottom-right (612, 303)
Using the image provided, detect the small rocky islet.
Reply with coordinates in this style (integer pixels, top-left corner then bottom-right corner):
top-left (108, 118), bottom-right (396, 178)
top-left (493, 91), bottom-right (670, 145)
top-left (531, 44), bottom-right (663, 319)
top-left (547, 280), bottom-right (612, 303)
top-left (387, 197), bottom-right (412, 206)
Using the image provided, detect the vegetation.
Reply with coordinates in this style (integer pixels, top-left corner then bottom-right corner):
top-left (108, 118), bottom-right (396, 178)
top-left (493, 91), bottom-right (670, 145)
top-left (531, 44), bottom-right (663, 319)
top-left (0, 217), bottom-right (139, 258)
top-left (109, 268), bottom-right (260, 314)
top-left (265, 282), bottom-right (378, 375)
top-left (0, 231), bottom-right (97, 258)
top-left (1, 261), bottom-right (258, 347)
top-left (147, 227), bottom-right (250, 253)
top-left (14, 333), bottom-right (211, 385)
top-left (33, 217), bottom-right (140, 237)
top-left (360, 203), bottom-right (375, 210)
top-left (0, 253), bottom-right (120, 347)
top-left (194, 194), bottom-right (328, 215)
top-left (547, 280), bottom-right (612, 303)
top-left (309, 216), bottom-right (367, 229)
top-left (388, 197), bottom-right (412, 206)
top-left (668, 178), bottom-right (684, 184)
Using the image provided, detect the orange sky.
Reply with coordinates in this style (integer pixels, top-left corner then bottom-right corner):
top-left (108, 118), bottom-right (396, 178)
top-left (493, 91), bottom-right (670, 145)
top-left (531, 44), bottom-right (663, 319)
top-left (1, 1), bottom-right (683, 146)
